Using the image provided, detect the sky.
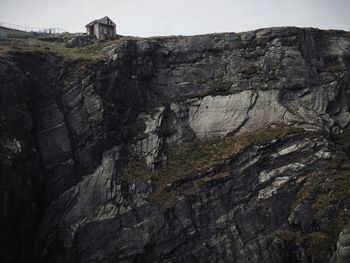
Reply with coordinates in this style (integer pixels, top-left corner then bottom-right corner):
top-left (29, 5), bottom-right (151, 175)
top-left (0, 0), bottom-right (349, 37)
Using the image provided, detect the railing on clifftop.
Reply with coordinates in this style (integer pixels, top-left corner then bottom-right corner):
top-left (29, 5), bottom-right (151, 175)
top-left (0, 21), bottom-right (68, 34)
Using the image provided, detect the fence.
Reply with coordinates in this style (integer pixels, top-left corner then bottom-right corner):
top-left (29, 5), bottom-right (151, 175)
top-left (0, 21), bottom-right (68, 34)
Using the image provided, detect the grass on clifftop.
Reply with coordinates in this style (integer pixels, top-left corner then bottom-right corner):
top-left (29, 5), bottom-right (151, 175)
top-left (0, 35), bottom-right (138, 62)
top-left (123, 124), bottom-right (301, 208)
top-left (0, 37), bottom-right (106, 61)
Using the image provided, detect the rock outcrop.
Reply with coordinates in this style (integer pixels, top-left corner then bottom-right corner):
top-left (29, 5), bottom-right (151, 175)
top-left (1, 27), bottom-right (350, 262)
top-left (331, 228), bottom-right (350, 263)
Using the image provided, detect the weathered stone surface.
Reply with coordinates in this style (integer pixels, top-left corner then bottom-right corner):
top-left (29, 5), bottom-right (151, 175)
top-left (0, 57), bottom-right (40, 262)
top-left (288, 203), bottom-right (314, 231)
top-left (133, 107), bottom-right (165, 169)
top-left (331, 228), bottom-right (350, 263)
top-left (66, 35), bottom-right (94, 48)
top-left (1, 27), bottom-right (350, 263)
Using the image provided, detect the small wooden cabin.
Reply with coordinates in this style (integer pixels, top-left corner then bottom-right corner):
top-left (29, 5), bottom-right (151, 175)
top-left (86, 16), bottom-right (116, 40)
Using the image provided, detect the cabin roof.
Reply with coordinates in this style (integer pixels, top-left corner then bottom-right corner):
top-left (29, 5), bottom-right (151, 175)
top-left (86, 16), bottom-right (116, 27)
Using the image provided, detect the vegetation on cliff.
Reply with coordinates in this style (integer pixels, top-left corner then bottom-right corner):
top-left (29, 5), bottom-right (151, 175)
top-left (123, 125), bottom-right (301, 208)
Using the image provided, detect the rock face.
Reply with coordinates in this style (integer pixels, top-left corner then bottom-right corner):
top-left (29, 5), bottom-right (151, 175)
top-left (1, 27), bottom-right (350, 262)
top-left (66, 35), bottom-right (95, 48)
top-left (331, 228), bottom-right (350, 263)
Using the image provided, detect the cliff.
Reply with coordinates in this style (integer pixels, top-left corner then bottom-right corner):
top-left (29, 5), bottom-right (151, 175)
top-left (1, 27), bottom-right (350, 263)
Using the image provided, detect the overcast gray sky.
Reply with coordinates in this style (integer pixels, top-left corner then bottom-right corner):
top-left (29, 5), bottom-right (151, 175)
top-left (0, 0), bottom-right (349, 36)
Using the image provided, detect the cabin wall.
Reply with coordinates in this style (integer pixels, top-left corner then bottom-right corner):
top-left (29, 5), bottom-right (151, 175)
top-left (86, 26), bottom-right (94, 36)
top-left (86, 23), bottom-right (116, 40)
top-left (94, 24), bottom-right (100, 39)
top-left (96, 24), bottom-right (116, 40)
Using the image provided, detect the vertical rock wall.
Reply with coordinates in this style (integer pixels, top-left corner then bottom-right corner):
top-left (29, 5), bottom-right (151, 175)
top-left (0, 27), bottom-right (350, 262)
